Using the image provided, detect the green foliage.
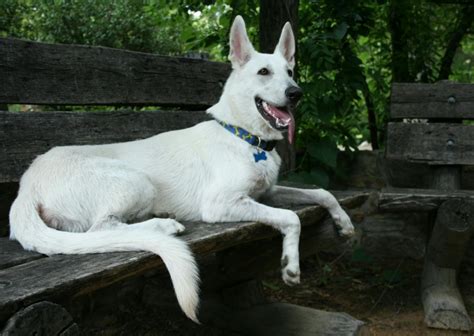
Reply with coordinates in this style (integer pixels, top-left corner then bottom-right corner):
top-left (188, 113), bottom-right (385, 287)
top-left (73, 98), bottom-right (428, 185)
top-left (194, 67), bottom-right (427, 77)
top-left (452, 35), bottom-right (474, 83)
top-left (289, 0), bottom-right (386, 186)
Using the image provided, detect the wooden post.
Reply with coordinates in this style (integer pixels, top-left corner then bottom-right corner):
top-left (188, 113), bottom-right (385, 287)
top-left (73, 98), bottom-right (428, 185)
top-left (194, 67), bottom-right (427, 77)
top-left (432, 166), bottom-right (461, 191)
top-left (421, 166), bottom-right (474, 330)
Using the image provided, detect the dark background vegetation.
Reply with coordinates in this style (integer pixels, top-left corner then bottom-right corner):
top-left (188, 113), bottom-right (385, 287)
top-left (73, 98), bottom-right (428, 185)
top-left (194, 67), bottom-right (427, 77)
top-left (1, 0), bottom-right (473, 186)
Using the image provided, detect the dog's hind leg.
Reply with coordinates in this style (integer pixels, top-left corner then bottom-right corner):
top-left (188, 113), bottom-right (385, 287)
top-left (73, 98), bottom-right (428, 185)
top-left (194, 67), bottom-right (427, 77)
top-left (202, 196), bottom-right (301, 286)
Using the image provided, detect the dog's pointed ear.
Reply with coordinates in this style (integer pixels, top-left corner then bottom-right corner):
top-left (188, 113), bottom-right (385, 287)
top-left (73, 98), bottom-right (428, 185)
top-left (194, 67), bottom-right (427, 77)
top-left (229, 15), bottom-right (255, 67)
top-left (274, 22), bottom-right (295, 67)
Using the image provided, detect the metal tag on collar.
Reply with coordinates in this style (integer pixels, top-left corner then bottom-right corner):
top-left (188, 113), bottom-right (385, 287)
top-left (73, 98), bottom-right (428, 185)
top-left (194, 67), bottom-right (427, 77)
top-left (253, 137), bottom-right (267, 162)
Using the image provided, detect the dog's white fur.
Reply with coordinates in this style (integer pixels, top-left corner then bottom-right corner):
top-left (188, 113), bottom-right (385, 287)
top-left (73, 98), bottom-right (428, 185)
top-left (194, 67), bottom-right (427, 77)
top-left (9, 16), bottom-right (354, 322)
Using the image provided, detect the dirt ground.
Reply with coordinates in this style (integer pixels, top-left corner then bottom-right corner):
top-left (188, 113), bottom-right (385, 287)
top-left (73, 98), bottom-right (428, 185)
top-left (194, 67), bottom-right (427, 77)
top-left (262, 251), bottom-right (474, 336)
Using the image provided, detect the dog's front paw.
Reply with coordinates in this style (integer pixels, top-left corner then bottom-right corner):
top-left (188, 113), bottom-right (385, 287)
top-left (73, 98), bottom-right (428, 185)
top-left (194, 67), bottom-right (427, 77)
top-left (333, 211), bottom-right (354, 237)
top-left (281, 255), bottom-right (300, 286)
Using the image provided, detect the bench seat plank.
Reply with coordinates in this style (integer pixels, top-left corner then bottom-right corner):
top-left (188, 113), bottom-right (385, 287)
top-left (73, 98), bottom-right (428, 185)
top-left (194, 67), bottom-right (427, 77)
top-left (0, 38), bottom-right (230, 107)
top-left (0, 192), bottom-right (368, 322)
top-left (0, 240), bottom-right (42, 270)
top-left (0, 110), bottom-right (210, 183)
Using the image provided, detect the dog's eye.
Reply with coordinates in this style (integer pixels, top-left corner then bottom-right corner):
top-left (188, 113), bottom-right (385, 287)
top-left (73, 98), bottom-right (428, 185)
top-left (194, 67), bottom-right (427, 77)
top-left (287, 69), bottom-right (293, 77)
top-left (258, 68), bottom-right (269, 75)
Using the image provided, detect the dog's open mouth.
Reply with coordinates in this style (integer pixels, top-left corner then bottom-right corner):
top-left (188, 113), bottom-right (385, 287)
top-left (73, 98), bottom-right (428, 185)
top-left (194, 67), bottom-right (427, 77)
top-left (255, 97), bottom-right (296, 144)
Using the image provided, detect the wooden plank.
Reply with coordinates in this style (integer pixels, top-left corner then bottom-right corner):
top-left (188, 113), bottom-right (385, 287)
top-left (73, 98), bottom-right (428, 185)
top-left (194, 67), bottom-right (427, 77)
top-left (386, 122), bottom-right (474, 165)
top-left (0, 110), bottom-right (210, 183)
top-left (0, 38), bottom-right (230, 107)
top-left (0, 239), bottom-right (43, 270)
top-left (390, 83), bottom-right (474, 119)
top-left (379, 188), bottom-right (474, 212)
top-left (0, 192), bottom-right (368, 322)
top-left (0, 183), bottom-right (17, 237)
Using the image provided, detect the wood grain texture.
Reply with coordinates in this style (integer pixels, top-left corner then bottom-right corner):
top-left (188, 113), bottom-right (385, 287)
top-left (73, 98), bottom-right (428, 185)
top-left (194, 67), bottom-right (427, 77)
top-left (426, 199), bottom-right (474, 269)
top-left (422, 260), bottom-right (472, 331)
top-left (386, 122), bottom-right (474, 165)
top-left (432, 166), bottom-right (461, 190)
top-left (0, 110), bottom-right (210, 182)
top-left (421, 200), bottom-right (474, 331)
top-left (379, 188), bottom-right (474, 212)
top-left (1, 301), bottom-right (79, 336)
top-left (0, 192), bottom-right (367, 323)
top-left (391, 83), bottom-right (474, 119)
top-left (0, 38), bottom-right (230, 107)
top-left (0, 239), bottom-right (42, 270)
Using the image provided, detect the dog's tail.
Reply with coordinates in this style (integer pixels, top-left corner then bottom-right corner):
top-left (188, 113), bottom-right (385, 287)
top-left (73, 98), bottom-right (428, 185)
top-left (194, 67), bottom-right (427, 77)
top-left (9, 193), bottom-right (200, 323)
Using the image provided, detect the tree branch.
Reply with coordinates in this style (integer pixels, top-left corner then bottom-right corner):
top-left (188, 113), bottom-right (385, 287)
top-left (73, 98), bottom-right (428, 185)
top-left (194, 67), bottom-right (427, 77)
top-left (437, 5), bottom-right (474, 81)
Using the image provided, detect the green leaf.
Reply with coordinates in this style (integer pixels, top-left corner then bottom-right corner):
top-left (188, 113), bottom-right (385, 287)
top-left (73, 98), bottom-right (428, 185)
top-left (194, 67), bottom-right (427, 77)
top-left (307, 138), bottom-right (338, 168)
top-left (332, 22), bottom-right (348, 40)
top-left (262, 280), bottom-right (281, 291)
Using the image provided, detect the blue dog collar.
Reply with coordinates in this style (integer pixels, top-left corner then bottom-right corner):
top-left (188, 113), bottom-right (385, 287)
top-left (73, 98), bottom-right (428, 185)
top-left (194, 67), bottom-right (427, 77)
top-left (216, 120), bottom-right (277, 152)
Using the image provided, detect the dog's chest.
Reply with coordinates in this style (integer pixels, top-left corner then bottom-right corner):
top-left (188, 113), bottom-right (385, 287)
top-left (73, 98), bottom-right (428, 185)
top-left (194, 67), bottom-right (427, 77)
top-left (245, 151), bottom-right (280, 198)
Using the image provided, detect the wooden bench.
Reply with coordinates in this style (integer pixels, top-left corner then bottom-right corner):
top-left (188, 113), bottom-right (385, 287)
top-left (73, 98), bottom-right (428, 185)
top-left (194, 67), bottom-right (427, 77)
top-left (0, 37), bottom-right (370, 335)
top-left (386, 81), bottom-right (474, 331)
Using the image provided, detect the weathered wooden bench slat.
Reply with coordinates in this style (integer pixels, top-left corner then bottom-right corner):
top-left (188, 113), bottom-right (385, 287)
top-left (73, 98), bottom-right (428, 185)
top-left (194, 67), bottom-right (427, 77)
top-left (0, 110), bottom-right (210, 182)
top-left (379, 188), bottom-right (474, 212)
top-left (0, 38), bottom-right (230, 107)
top-left (0, 240), bottom-right (42, 270)
top-left (386, 122), bottom-right (474, 165)
top-left (391, 83), bottom-right (474, 119)
top-left (0, 193), bottom-right (367, 323)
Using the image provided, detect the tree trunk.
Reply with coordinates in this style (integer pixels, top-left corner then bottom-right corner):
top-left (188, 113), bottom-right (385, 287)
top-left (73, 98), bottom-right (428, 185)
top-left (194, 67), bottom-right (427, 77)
top-left (389, 0), bottom-right (412, 82)
top-left (259, 0), bottom-right (299, 174)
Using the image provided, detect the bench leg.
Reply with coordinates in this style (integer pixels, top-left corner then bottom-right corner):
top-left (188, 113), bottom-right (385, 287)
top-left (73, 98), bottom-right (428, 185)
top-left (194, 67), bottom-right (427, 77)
top-left (1, 301), bottom-right (80, 336)
top-left (199, 280), bottom-right (367, 336)
top-left (421, 199), bottom-right (474, 331)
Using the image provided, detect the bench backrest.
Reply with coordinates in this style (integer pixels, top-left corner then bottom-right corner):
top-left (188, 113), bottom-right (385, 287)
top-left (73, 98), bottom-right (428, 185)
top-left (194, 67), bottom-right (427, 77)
top-left (386, 82), bottom-right (474, 188)
top-left (0, 37), bottom-right (231, 236)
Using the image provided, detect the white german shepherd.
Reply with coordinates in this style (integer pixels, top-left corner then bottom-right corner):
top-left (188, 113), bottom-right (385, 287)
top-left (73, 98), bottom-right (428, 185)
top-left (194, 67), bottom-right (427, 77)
top-left (9, 16), bottom-right (354, 322)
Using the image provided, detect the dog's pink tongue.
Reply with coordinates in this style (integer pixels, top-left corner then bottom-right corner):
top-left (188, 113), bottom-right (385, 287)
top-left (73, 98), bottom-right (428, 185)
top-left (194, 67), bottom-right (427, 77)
top-left (267, 104), bottom-right (296, 144)
top-left (288, 112), bottom-right (295, 144)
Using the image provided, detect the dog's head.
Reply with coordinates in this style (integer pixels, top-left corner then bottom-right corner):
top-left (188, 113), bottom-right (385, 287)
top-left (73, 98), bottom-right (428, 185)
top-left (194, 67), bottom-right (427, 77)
top-left (208, 16), bottom-right (302, 143)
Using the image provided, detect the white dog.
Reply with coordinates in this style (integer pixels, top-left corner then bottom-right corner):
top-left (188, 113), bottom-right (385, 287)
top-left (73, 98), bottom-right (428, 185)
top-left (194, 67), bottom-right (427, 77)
top-left (9, 16), bottom-right (354, 322)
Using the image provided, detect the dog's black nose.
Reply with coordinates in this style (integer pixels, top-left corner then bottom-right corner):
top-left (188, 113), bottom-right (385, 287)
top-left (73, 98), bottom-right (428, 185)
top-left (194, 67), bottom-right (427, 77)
top-left (285, 86), bottom-right (303, 103)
